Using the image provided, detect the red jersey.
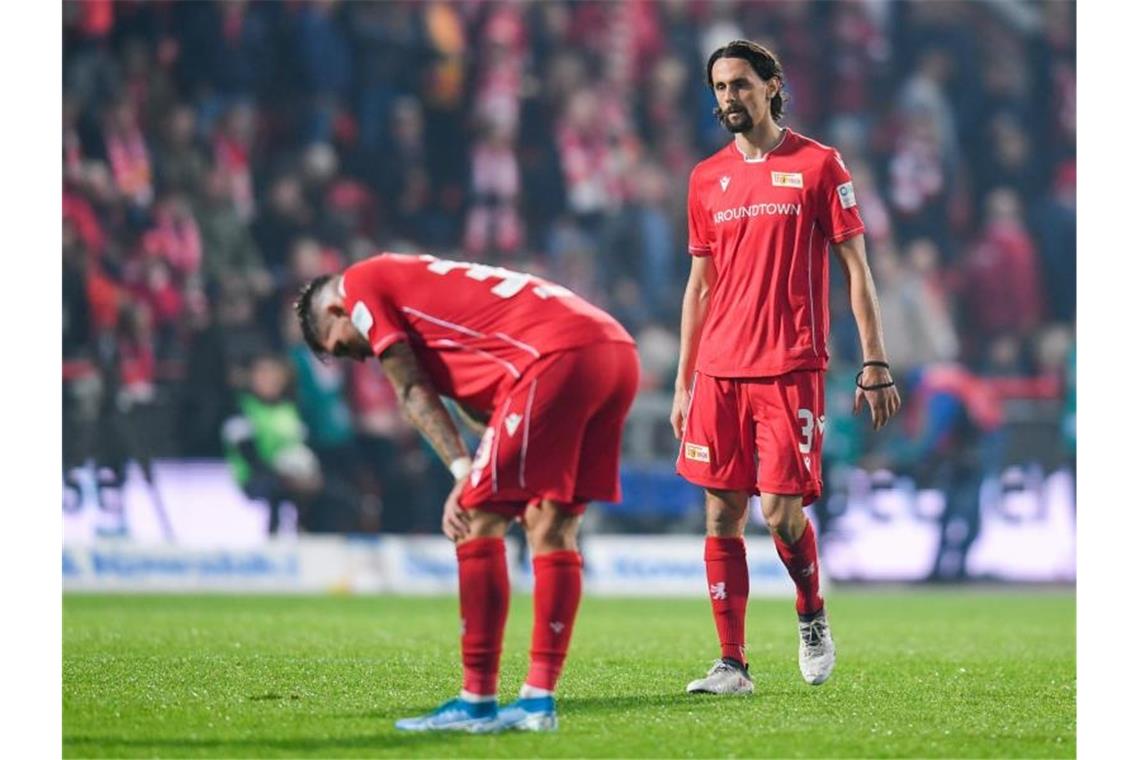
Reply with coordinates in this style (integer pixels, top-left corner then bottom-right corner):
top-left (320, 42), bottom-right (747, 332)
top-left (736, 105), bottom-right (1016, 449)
top-left (340, 253), bottom-right (635, 410)
top-left (687, 128), bottom-right (865, 377)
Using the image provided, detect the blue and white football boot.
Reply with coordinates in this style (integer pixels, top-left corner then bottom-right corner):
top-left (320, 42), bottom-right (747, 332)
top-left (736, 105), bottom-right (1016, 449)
top-left (471, 695), bottom-right (558, 733)
top-left (394, 697), bottom-right (497, 732)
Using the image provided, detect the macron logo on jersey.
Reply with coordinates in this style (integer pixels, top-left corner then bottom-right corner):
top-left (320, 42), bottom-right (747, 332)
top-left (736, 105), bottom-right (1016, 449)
top-left (713, 203), bottom-right (802, 224)
top-left (720, 175), bottom-right (731, 192)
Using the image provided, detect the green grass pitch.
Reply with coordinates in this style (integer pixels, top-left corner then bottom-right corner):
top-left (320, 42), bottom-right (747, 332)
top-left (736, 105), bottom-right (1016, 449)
top-left (64, 590), bottom-right (1074, 758)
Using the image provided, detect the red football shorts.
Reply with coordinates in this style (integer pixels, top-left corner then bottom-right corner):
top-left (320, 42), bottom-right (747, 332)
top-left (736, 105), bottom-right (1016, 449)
top-left (676, 370), bottom-right (825, 505)
top-left (459, 341), bottom-right (640, 517)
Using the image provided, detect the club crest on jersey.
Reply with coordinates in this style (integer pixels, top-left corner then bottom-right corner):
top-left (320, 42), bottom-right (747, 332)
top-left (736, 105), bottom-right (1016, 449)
top-left (719, 175), bottom-right (731, 192)
top-left (684, 442), bottom-right (711, 463)
top-left (771, 171), bottom-right (803, 188)
top-left (351, 302), bottom-right (374, 337)
top-left (837, 181), bottom-right (857, 209)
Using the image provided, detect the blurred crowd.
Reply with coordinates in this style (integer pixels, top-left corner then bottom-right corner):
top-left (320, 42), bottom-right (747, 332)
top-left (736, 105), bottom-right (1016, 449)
top-left (62, 0), bottom-right (1075, 534)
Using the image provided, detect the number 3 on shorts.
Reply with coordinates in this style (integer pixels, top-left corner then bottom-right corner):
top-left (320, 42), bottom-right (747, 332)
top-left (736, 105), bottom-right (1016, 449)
top-left (797, 408), bottom-right (815, 454)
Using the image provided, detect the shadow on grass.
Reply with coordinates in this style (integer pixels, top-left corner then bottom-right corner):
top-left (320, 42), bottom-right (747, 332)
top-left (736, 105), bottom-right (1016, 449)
top-left (64, 731), bottom-right (510, 755)
top-left (342, 691), bottom-right (717, 722)
top-left (64, 693), bottom-right (765, 755)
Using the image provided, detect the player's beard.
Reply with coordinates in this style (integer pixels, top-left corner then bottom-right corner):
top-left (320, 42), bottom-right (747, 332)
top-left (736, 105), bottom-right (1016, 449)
top-left (715, 106), bottom-right (754, 134)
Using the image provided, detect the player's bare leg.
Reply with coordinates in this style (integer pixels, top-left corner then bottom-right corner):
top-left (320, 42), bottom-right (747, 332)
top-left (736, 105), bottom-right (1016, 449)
top-left (396, 508), bottom-right (512, 732)
top-left (474, 499), bottom-right (581, 732)
top-left (760, 493), bottom-right (835, 685)
top-left (687, 488), bottom-right (755, 695)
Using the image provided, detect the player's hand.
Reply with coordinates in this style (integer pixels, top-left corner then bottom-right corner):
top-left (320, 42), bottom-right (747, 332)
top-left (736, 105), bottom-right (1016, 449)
top-left (853, 365), bottom-right (902, 431)
top-left (670, 383), bottom-right (691, 440)
top-left (441, 479), bottom-right (471, 542)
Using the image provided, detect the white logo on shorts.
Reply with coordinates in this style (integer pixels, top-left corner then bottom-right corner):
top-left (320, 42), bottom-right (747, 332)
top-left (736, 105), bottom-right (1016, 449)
top-left (504, 413), bottom-right (523, 437)
top-left (470, 429), bottom-right (495, 487)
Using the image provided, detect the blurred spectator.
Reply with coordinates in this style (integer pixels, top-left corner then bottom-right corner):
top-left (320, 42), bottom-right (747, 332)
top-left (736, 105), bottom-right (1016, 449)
top-left (174, 0), bottom-right (273, 110)
top-left (252, 173), bottom-right (317, 273)
top-left (959, 188), bottom-right (1044, 346)
top-left (295, 0), bottom-right (353, 144)
top-left (142, 191), bottom-right (201, 278)
top-left (195, 168), bottom-right (271, 298)
top-left (154, 104), bottom-right (210, 195)
top-left (222, 353), bottom-right (324, 534)
top-left (212, 103), bottom-right (257, 221)
top-left (99, 97), bottom-right (154, 211)
top-left (875, 238), bottom-right (960, 375)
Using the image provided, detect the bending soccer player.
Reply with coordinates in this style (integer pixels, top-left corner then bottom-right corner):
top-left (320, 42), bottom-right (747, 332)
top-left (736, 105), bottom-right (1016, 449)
top-left (295, 253), bottom-right (639, 731)
top-left (673, 41), bottom-right (902, 694)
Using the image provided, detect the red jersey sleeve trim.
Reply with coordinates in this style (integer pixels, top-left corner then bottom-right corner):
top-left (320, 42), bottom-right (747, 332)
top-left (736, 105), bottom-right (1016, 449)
top-left (829, 226), bottom-right (865, 245)
top-left (688, 244), bottom-right (712, 257)
top-left (371, 331), bottom-right (409, 357)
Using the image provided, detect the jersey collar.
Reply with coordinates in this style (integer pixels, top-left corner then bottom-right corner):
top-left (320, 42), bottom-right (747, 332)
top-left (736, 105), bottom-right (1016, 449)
top-left (735, 128), bottom-right (789, 163)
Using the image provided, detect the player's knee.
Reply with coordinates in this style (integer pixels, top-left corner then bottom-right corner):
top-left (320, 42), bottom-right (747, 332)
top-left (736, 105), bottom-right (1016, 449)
top-left (705, 489), bottom-right (749, 537)
top-left (525, 503), bottom-right (580, 553)
top-left (467, 508), bottom-right (511, 538)
top-left (760, 496), bottom-right (805, 543)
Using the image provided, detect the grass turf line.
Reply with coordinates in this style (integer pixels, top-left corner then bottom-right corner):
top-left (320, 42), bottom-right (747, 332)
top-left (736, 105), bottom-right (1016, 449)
top-left (64, 590), bottom-right (1074, 758)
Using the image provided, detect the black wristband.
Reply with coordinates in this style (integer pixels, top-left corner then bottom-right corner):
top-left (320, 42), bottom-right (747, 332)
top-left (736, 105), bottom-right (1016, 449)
top-left (862, 360), bottom-right (891, 369)
top-left (856, 368), bottom-right (895, 391)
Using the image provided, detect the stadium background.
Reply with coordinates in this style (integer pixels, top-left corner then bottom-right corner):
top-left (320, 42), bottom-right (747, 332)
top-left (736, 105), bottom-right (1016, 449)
top-left (62, 0), bottom-right (1075, 589)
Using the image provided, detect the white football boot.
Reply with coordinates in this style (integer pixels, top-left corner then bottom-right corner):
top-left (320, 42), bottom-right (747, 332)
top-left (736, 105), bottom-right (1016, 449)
top-left (798, 610), bottom-right (836, 685)
top-left (686, 658), bottom-right (754, 695)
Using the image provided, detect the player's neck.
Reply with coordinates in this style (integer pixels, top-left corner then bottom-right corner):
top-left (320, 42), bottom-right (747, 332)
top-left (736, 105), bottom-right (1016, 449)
top-left (734, 121), bottom-right (785, 161)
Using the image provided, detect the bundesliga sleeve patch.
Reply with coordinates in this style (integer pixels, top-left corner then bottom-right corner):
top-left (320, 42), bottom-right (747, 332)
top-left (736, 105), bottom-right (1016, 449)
top-left (351, 301), bottom-right (374, 338)
top-left (837, 181), bottom-right (857, 209)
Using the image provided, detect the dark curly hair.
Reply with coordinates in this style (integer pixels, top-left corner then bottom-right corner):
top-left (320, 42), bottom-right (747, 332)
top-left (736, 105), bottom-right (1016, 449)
top-left (293, 274), bottom-right (334, 359)
top-left (706, 40), bottom-right (787, 122)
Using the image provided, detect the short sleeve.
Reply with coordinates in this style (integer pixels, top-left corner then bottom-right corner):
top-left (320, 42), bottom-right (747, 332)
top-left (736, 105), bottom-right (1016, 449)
top-left (687, 169), bottom-right (713, 257)
top-left (815, 150), bottom-right (865, 245)
top-left (341, 261), bottom-right (408, 356)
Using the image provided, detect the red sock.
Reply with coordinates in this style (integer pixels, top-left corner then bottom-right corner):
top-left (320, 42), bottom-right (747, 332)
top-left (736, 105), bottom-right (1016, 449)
top-left (524, 550), bottom-right (583, 691)
top-left (772, 519), bottom-right (824, 616)
top-left (704, 537), bottom-right (749, 664)
top-left (456, 537), bottom-right (510, 696)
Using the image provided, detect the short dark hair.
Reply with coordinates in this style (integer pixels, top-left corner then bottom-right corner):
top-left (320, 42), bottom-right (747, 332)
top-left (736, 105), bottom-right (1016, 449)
top-left (706, 40), bottom-right (786, 122)
top-left (293, 274), bottom-right (334, 358)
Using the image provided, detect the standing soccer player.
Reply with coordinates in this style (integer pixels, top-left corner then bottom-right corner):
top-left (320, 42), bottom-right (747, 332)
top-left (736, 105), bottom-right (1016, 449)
top-left (673, 40), bottom-right (901, 694)
top-left (295, 253), bottom-right (639, 731)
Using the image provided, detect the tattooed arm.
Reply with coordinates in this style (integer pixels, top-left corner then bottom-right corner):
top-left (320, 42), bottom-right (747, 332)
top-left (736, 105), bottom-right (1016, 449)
top-left (378, 341), bottom-right (469, 468)
top-left (379, 341), bottom-right (474, 540)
